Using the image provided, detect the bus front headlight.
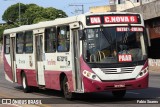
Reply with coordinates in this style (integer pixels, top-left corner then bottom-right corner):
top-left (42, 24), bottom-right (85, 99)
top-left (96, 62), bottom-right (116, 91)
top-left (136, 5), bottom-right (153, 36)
top-left (137, 67), bottom-right (148, 78)
top-left (83, 70), bottom-right (101, 81)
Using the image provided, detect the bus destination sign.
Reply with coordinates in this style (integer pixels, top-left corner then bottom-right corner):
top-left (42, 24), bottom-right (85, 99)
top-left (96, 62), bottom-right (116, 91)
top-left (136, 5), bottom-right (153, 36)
top-left (116, 27), bottom-right (143, 32)
top-left (86, 14), bottom-right (141, 25)
top-left (104, 16), bottom-right (138, 23)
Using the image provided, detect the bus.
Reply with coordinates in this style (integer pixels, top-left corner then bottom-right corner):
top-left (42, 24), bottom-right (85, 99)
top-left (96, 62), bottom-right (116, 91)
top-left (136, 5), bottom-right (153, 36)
top-left (3, 12), bottom-right (149, 99)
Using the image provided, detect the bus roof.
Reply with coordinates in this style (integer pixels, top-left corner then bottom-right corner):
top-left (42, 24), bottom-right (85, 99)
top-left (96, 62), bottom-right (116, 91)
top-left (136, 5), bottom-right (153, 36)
top-left (3, 12), bottom-right (142, 34)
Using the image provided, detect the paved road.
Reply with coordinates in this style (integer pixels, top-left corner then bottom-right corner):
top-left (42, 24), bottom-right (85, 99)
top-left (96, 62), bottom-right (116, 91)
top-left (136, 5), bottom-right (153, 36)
top-left (0, 64), bottom-right (159, 107)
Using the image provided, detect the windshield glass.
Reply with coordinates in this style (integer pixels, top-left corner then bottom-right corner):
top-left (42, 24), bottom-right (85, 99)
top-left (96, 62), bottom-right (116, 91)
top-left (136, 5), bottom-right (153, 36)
top-left (83, 27), bottom-right (147, 63)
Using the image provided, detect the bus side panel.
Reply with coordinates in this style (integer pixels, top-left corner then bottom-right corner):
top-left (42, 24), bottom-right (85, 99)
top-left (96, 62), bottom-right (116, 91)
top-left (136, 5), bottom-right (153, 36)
top-left (65, 71), bottom-right (74, 91)
top-left (4, 55), bottom-right (13, 81)
top-left (80, 56), bottom-right (97, 92)
top-left (44, 70), bottom-right (73, 91)
top-left (16, 69), bottom-right (38, 87)
top-left (44, 71), bottom-right (60, 89)
top-left (16, 69), bottom-right (22, 85)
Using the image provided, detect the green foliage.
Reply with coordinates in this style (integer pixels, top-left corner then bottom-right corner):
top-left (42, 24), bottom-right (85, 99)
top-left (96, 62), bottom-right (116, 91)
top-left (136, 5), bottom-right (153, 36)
top-left (2, 3), bottom-right (27, 24)
top-left (0, 27), bottom-right (4, 43)
top-left (0, 24), bottom-right (16, 44)
top-left (2, 3), bottom-right (67, 25)
top-left (1, 3), bottom-right (68, 43)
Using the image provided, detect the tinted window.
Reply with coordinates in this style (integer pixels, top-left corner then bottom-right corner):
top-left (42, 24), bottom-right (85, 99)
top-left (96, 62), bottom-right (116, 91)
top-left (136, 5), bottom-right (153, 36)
top-left (57, 26), bottom-right (70, 52)
top-left (45, 27), bottom-right (56, 53)
top-left (25, 31), bottom-right (33, 53)
top-left (16, 32), bottom-right (24, 53)
top-left (4, 35), bottom-right (10, 54)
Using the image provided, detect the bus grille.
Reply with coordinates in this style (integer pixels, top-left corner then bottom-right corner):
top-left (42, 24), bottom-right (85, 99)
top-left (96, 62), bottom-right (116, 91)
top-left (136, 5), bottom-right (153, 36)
top-left (101, 67), bottom-right (135, 74)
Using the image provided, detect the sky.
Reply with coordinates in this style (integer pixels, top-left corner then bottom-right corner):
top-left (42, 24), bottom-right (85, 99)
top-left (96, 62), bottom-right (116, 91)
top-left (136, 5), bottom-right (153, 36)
top-left (0, 0), bottom-right (109, 23)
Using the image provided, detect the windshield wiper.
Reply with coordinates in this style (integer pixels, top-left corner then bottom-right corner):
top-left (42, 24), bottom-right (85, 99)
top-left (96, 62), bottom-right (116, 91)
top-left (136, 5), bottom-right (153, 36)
top-left (122, 25), bottom-right (131, 44)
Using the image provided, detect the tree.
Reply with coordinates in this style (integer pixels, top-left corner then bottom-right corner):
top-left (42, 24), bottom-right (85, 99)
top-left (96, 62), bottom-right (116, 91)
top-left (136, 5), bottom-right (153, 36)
top-left (0, 3), bottom-right (68, 43)
top-left (2, 3), bottom-right (68, 25)
top-left (2, 3), bottom-right (27, 25)
top-left (0, 27), bottom-right (4, 43)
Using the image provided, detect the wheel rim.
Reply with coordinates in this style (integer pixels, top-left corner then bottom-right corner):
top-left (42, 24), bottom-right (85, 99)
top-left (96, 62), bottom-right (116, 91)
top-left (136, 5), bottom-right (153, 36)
top-left (22, 76), bottom-right (26, 89)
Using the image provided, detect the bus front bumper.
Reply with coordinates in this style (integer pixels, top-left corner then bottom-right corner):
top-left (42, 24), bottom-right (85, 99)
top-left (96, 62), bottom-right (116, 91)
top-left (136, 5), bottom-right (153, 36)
top-left (83, 73), bottom-right (149, 92)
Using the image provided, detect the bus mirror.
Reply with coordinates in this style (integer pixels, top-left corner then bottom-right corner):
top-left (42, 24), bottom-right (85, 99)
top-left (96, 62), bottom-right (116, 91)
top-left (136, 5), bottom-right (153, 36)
top-left (78, 30), bottom-right (85, 40)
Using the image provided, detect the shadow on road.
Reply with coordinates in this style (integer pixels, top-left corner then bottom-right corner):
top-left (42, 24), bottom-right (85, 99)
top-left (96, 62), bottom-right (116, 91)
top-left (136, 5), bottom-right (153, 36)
top-left (14, 86), bottom-right (160, 104)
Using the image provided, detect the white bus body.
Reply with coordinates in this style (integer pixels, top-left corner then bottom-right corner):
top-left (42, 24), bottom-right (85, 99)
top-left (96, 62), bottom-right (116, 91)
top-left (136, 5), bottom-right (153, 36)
top-left (3, 12), bottom-right (149, 99)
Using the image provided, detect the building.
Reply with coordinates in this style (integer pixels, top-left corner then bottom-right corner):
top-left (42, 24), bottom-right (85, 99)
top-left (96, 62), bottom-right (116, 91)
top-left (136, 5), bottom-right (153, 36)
top-left (109, 0), bottom-right (156, 5)
top-left (109, 0), bottom-right (139, 5)
top-left (90, 0), bottom-right (140, 13)
top-left (0, 23), bottom-right (6, 26)
top-left (90, 0), bottom-right (156, 13)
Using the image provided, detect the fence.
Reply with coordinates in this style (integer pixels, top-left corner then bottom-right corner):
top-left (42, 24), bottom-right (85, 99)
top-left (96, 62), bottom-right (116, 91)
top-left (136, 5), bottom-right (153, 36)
top-left (148, 58), bottom-right (160, 72)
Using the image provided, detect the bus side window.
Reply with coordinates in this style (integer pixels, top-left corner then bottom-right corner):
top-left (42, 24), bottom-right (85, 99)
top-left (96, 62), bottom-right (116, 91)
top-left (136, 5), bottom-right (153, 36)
top-left (4, 35), bottom-right (10, 54)
top-left (57, 26), bottom-right (70, 52)
top-left (16, 32), bottom-right (24, 54)
top-left (45, 27), bottom-right (56, 53)
top-left (24, 31), bottom-right (33, 53)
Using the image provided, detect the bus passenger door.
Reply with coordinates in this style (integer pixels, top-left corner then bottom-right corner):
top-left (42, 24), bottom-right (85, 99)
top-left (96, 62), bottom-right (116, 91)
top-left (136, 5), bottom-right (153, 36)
top-left (70, 23), bottom-right (83, 92)
top-left (10, 35), bottom-right (17, 82)
top-left (35, 34), bottom-right (45, 85)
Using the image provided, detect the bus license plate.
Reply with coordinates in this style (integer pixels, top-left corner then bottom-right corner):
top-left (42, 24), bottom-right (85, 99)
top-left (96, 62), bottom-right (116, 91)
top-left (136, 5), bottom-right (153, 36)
top-left (114, 83), bottom-right (125, 88)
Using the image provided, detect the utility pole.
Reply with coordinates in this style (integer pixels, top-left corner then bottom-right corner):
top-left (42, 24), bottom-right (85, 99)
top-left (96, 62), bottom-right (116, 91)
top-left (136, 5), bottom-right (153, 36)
top-left (18, 2), bottom-right (21, 25)
top-left (4, 0), bottom-right (21, 26)
top-left (69, 4), bottom-right (84, 14)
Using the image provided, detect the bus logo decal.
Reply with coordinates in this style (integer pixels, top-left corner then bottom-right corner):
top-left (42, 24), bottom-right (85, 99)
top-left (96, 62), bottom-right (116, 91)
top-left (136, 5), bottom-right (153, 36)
top-left (57, 56), bottom-right (67, 61)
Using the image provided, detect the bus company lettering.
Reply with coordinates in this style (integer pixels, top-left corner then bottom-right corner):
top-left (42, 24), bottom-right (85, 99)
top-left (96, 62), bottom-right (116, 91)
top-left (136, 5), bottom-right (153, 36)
top-left (29, 56), bottom-right (33, 67)
top-left (19, 59), bottom-right (25, 64)
top-left (57, 56), bottom-right (67, 61)
top-left (90, 16), bottom-right (101, 24)
top-left (104, 16), bottom-right (137, 23)
top-left (118, 54), bottom-right (132, 62)
top-left (47, 59), bottom-right (56, 65)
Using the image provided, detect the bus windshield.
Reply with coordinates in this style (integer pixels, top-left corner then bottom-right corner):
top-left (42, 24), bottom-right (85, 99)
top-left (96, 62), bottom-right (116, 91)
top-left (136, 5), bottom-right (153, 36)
top-left (83, 27), bottom-right (148, 63)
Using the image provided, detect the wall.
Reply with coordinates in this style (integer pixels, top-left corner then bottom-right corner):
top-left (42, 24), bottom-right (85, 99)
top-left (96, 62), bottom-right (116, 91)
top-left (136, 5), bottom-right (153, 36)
top-left (89, 1), bottom-right (140, 13)
top-left (89, 5), bottom-right (111, 13)
top-left (116, 1), bottom-right (140, 12)
top-left (125, 0), bottom-right (160, 20)
top-left (149, 58), bottom-right (160, 72)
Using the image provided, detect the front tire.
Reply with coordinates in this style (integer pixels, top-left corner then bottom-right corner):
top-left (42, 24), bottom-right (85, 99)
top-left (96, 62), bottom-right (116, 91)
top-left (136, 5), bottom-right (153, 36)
top-left (112, 90), bottom-right (126, 98)
top-left (63, 76), bottom-right (73, 100)
top-left (22, 73), bottom-right (31, 93)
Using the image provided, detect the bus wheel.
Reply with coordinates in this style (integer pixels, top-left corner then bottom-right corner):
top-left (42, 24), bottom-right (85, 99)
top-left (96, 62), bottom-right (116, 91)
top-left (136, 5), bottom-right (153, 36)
top-left (112, 90), bottom-right (126, 98)
top-left (63, 76), bottom-right (73, 100)
top-left (22, 73), bottom-right (30, 93)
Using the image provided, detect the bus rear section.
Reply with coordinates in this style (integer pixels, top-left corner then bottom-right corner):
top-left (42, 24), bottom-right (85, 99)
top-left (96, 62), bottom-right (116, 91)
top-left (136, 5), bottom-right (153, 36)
top-left (3, 12), bottom-right (149, 100)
